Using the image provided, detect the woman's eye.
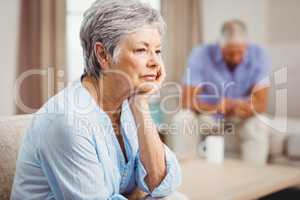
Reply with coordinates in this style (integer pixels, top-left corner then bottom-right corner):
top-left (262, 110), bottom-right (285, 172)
top-left (155, 50), bottom-right (162, 55)
top-left (135, 48), bottom-right (146, 53)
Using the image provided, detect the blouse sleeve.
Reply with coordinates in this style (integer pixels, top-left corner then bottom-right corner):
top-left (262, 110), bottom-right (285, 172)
top-left (134, 145), bottom-right (182, 198)
top-left (38, 114), bottom-right (127, 200)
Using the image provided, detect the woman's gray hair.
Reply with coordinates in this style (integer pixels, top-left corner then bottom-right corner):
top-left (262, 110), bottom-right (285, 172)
top-left (80, 0), bottom-right (166, 79)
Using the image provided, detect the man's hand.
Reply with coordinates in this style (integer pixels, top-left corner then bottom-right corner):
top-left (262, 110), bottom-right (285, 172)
top-left (217, 98), bottom-right (236, 116)
top-left (218, 98), bottom-right (254, 119)
top-left (234, 100), bottom-right (254, 119)
top-left (233, 85), bottom-right (269, 119)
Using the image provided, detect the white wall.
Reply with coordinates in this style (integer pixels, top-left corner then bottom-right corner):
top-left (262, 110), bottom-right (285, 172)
top-left (267, 0), bottom-right (300, 118)
top-left (202, 0), bottom-right (300, 118)
top-left (66, 0), bottom-right (95, 82)
top-left (0, 0), bottom-right (20, 115)
top-left (202, 0), bottom-right (268, 46)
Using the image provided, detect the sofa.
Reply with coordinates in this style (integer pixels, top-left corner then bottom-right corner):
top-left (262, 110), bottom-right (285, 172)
top-left (0, 115), bottom-right (32, 200)
top-left (268, 118), bottom-right (300, 166)
top-left (1, 115), bottom-right (300, 199)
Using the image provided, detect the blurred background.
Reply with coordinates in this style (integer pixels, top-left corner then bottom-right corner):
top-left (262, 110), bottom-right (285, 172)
top-left (1, 0), bottom-right (299, 118)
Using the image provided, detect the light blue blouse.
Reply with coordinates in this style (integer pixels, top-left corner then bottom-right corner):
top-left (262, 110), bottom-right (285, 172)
top-left (11, 80), bottom-right (181, 200)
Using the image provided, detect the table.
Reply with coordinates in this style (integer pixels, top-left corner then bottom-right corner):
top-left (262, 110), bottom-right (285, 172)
top-left (178, 159), bottom-right (300, 200)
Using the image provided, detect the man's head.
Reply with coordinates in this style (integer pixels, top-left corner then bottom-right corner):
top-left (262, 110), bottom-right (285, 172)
top-left (220, 19), bottom-right (248, 67)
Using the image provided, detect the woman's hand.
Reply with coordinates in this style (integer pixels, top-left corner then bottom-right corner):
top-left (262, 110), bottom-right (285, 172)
top-left (124, 188), bottom-right (148, 200)
top-left (135, 66), bottom-right (166, 97)
top-left (129, 66), bottom-right (165, 111)
top-left (128, 66), bottom-right (167, 192)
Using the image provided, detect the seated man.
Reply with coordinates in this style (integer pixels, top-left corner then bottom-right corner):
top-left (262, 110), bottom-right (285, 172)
top-left (172, 19), bottom-right (271, 164)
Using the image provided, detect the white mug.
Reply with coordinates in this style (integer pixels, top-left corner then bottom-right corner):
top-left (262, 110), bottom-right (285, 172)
top-left (198, 136), bottom-right (224, 164)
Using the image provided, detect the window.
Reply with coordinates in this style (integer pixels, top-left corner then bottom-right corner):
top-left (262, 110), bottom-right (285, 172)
top-left (66, 0), bottom-right (161, 82)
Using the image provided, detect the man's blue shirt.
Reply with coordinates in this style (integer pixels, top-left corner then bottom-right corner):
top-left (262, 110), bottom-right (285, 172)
top-left (182, 43), bottom-right (271, 105)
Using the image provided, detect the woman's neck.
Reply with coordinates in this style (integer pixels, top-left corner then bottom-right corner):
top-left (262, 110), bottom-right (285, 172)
top-left (82, 74), bottom-right (129, 115)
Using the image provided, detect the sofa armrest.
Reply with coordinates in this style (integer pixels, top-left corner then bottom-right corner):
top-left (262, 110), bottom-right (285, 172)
top-left (269, 131), bottom-right (287, 158)
top-left (287, 133), bottom-right (300, 159)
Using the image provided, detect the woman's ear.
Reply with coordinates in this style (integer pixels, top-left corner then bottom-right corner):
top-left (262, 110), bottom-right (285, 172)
top-left (94, 42), bottom-right (110, 70)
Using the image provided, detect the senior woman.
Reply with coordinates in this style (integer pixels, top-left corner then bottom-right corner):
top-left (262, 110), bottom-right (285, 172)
top-left (11, 0), bottom-right (182, 199)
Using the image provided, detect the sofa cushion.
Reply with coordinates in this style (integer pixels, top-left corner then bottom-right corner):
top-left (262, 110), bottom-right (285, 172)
top-left (287, 133), bottom-right (300, 159)
top-left (269, 131), bottom-right (287, 158)
top-left (0, 115), bottom-right (32, 200)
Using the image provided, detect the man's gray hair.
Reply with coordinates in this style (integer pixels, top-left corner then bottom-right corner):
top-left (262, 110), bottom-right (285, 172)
top-left (220, 19), bottom-right (248, 46)
top-left (80, 0), bottom-right (166, 78)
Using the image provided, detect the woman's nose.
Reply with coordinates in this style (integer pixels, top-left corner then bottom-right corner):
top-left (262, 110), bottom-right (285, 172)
top-left (147, 51), bottom-right (160, 68)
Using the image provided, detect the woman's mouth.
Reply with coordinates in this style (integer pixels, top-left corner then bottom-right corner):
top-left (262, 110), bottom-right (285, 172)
top-left (141, 74), bottom-right (157, 81)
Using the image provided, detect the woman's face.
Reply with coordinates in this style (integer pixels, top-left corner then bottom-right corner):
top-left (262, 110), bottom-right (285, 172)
top-left (108, 26), bottom-right (165, 95)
